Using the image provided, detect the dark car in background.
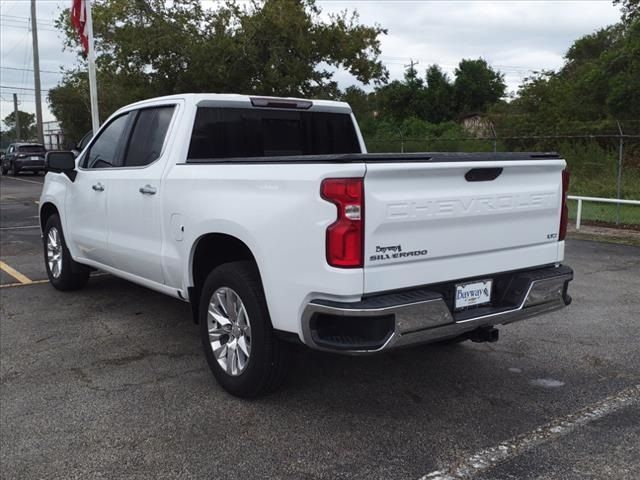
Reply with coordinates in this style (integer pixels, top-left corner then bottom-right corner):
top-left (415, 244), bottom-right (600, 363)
top-left (1, 143), bottom-right (47, 175)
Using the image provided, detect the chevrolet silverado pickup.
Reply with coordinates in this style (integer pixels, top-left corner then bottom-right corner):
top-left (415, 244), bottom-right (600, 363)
top-left (40, 94), bottom-right (573, 397)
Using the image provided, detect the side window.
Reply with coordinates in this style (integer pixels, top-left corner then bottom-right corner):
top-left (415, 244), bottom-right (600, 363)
top-left (84, 113), bottom-right (130, 169)
top-left (78, 131), bottom-right (93, 151)
top-left (123, 106), bottom-right (175, 167)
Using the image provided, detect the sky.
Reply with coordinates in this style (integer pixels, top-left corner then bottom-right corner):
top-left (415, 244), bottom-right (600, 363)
top-left (0, 0), bottom-right (623, 126)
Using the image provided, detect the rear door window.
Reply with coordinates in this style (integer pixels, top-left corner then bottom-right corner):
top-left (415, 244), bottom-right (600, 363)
top-left (123, 106), bottom-right (175, 167)
top-left (188, 108), bottom-right (360, 160)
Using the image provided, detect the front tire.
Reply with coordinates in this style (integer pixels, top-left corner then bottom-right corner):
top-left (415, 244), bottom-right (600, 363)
top-left (10, 162), bottom-right (19, 176)
top-left (43, 214), bottom-right (90, 290)
top-left (199, 261), bottom-right (290, 398)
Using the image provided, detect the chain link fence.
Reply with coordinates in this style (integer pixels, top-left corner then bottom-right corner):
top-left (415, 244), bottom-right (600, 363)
top-left (364, 119), bottom-right (640, 230)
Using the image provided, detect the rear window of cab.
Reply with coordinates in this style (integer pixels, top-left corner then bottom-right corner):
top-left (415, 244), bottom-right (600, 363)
top-left (188, 108), bottom-right (361, 160)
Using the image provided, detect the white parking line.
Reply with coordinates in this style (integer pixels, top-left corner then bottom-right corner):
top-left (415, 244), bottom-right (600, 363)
top-left (420, 384), bottom-right (640, 480)
top-left (0, 225), bottom-right (40, 231)
top-left (1, 176), bottom-right (44, 185)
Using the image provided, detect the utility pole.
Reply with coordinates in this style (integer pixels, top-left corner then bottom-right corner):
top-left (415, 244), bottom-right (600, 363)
top-left (13, 94), bottom-right (21, 142)
top-left (30, 0), bottom-right (44, 144)
top-left (404, 59), bottom-right (419, 82)
top-left (404, 59), bottom-right (419, 71)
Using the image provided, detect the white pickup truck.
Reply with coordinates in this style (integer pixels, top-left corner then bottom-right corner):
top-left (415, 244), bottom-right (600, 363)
top-left (40, 94), bottom-right (573, 397)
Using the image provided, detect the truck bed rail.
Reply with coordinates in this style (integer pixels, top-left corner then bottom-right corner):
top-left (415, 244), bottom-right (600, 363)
top-left (183, 152), bottom-right (561, 165)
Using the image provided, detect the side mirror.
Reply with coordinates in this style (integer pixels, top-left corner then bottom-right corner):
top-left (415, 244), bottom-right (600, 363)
top-left (46, 151), bottom-right (77, 181)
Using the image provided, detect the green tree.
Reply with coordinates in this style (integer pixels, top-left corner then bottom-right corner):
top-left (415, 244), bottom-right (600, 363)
top-left (424, 65), bottom-right (454, 123)
top-left (367, 59), bottom-right (504, 125)
top-left (374, 65), bottom-right (428, 121)
top-left (613, 0), bottom-right (639, 25)
top-left (453, 58), bottom-right (506, 114)
top-left (340, 86), bottom-right (372, 120)
top-left (1, 110), bottom-right (37, 142)
top-left (511, 17), bottom-right (640, 124)
top-left (50, 0), bottom-right (388, 138)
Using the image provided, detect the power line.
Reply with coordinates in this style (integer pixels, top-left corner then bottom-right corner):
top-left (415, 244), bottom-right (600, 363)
top-left (0, 1), bottom-right (22, 17)
top-left (0, 85), bottom-right (53, 92)
top-left (0, 14), bottom-right (56, 27)
top-left (0, 23), bottom-right (59, 33)
top-left (0, 30), bottom-right (31, 59)
top-left (1, 66), bottom-right (63, 75)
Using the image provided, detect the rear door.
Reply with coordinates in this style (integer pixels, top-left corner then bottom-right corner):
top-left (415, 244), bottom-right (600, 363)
top-left (105, 104), bottom-right (177, 284)
top-left (363, 158), bottom-right (565, 294)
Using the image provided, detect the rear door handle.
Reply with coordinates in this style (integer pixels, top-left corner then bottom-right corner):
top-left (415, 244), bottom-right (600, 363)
top-left (92, 182), bottom-right (105, 192)
top-left (139, 184), bottom-right (157, 195)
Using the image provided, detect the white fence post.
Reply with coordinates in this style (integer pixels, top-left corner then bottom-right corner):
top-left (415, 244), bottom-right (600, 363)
top-left (576, 198), bottom-right (582, 230)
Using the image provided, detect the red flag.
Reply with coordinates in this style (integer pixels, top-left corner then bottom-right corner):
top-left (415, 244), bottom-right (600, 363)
top-left (71, 0), bottom-right (89, 53)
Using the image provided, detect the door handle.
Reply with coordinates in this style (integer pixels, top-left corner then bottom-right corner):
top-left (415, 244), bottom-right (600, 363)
top-left (139, 184), bottom-right (157, 195)
top-left (92, 182), bottom-right (105, 192)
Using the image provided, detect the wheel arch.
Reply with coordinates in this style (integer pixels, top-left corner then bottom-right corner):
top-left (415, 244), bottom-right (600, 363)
top-left (39, 202), bottom-right (60, 233)
top-left (188, 232), bottom-right (263, 324)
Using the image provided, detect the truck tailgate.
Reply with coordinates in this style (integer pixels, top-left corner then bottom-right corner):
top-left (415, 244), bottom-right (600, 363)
top-left (363, 159), bottom-right (565, 294)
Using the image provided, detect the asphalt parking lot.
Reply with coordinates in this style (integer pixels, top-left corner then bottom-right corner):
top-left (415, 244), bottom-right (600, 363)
top-left (1, 173), bottom-right (639, 479)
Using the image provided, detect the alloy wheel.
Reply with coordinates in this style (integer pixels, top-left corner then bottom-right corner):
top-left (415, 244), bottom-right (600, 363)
top-left (46, 227), bottom-right (63, 279)
top-left (207, 287), bottom-right (252, 376)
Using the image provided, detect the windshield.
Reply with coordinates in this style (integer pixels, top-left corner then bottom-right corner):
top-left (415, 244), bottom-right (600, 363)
top-left (18, 145), bottom-right (45, 153)
top-left (188, 108), bottom-right (361, 159)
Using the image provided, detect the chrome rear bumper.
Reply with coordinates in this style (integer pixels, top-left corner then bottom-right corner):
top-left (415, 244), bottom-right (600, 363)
top-left (302, 265), bottom-right (573, 353)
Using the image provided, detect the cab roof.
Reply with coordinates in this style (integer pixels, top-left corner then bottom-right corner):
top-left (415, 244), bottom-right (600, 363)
top-left (118, 93), bottom-right (352, 115)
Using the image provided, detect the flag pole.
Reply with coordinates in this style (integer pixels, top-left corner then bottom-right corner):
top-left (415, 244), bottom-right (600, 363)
top-left (85, 0), bottom-right (100, 134)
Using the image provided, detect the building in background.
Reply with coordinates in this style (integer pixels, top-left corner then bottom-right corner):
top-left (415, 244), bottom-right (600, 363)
top-left (43, 121), bottom-right (64, 150)
top-left (459, 113), bottom-right (495, 138)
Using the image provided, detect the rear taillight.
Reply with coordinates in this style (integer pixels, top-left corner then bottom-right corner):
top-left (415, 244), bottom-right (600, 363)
top-left (559, 170), bottom-right (570, 241)
top-left (321, 178), bottom-right (364, 268)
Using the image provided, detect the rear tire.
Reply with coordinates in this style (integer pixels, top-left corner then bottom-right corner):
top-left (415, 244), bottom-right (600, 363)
top-left (199, 261), bottom-right (290, 398)
top-left (43, 214), bottom-right (90, 291)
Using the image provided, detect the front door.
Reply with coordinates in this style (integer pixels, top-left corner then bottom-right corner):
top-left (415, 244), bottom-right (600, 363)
top-left (66, 112), bottom-right (133, 266)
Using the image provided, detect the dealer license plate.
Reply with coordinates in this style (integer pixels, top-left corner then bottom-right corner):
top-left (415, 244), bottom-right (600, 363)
top-left (455, 279), bottom-right (492, 310)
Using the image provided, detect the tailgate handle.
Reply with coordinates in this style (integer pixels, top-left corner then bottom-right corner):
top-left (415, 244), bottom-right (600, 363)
top-left (465, 168), bottom-right (503, 182)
